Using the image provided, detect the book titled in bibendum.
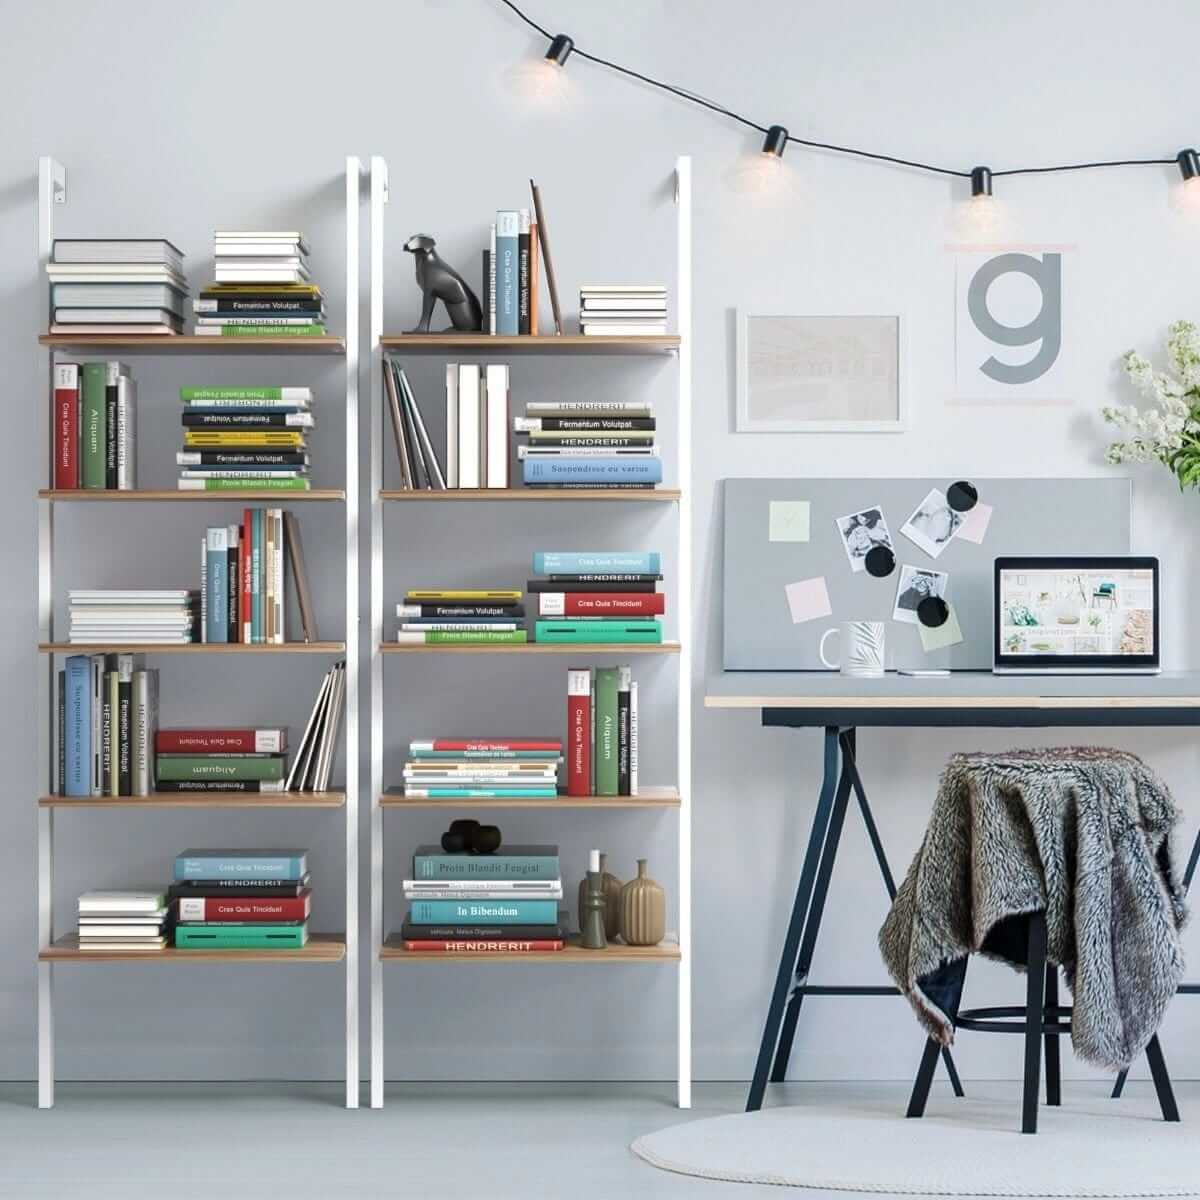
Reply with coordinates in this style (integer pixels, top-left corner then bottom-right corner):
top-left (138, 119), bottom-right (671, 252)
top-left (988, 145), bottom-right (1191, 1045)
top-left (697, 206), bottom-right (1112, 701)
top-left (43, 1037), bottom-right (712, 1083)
top-left (408, 899), bottom-right (559, 925)
top-left (173, 849), bottom-right (307, 881)
top-left (412, 845), bottom-right (559, 881)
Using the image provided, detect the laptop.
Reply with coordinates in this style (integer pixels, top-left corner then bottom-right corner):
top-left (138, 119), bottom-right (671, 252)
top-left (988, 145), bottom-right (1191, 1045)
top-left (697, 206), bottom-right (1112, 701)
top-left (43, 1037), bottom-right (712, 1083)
top-left (993, 556), bottom-right (1160, 675)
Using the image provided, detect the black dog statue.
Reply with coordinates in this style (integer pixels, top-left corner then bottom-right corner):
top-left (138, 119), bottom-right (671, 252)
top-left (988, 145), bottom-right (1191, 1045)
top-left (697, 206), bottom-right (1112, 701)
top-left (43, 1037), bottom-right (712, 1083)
top-left (403, 234), bottom-right (483, 333)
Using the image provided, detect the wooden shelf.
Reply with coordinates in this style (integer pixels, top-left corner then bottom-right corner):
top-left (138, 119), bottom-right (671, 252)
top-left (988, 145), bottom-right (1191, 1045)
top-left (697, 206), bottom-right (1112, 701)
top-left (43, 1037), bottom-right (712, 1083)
top-left (40, 488), bottom-right (344, 503)
top-left (40, 334), bottom-right (345, 354)
top-left (41, 932), bottom-right (346, 963)
top-left (382, 933), bottom-right (680, 963)
top-left (381, 786), bottom-right (680, 809)
top-left (40, 642), bottom-right (345, 655)
top-left (380, 334), bottom-right (679, 356)
top-left (40, 791), bottom-right (345, 809)
top-left (381, 488), bottom-right (679, 503)
top-left (381, 641), bottom-right (679, 655)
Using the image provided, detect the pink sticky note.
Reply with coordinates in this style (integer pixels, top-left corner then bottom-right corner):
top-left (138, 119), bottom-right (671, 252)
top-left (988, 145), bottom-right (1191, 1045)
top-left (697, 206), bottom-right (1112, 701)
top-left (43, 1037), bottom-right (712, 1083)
top-left (785, 576), bottom-right (832, 624)
top-left (957, 502), bottom-right (993, 544)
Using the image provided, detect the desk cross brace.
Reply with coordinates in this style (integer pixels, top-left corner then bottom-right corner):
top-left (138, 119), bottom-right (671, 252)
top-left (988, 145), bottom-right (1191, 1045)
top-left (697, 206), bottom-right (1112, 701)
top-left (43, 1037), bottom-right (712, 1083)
top-left (747, 724), bottom-right (965, 1112)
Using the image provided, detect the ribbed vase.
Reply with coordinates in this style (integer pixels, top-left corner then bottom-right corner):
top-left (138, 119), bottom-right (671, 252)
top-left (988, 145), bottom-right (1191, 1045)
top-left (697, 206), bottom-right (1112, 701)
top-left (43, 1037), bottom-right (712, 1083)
top-left (619, 858), bottom-right (665, 946)
top-left (576, 853), bottom-right (622, 938)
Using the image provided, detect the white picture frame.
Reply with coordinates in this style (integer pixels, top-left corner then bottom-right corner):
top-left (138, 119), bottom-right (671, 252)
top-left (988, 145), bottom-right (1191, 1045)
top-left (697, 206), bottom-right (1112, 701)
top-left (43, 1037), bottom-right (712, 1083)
top-left (736, 312), bottom-right (907, 433)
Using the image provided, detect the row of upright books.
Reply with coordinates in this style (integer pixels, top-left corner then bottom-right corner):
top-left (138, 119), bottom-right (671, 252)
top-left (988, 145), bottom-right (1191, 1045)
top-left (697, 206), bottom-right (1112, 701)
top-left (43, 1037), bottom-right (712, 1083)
top-left (52, 362), bottom-right (137, 490)
top-left (566, 667), bottom-right (640, 796)
top-left (179, 386), bottom-right (315, 491)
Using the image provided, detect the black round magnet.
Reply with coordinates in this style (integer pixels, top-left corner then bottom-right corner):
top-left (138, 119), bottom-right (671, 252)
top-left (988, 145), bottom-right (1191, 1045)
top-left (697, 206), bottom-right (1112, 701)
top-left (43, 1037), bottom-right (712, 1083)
top-left (947, 481), bottom-right (978, 512)
top-left (917, 596), bottom-right (950, 628)
top-left (864, 544), bottom-right (896, 578)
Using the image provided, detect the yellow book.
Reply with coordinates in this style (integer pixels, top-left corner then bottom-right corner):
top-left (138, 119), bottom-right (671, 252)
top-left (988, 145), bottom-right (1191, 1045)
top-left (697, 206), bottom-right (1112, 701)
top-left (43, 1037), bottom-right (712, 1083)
top-left (404, 590), bottom-right (523, 602)
top-left (184, 432), bottom-right (307, 447)
top-left (201, 283), bottom-right (322, 297)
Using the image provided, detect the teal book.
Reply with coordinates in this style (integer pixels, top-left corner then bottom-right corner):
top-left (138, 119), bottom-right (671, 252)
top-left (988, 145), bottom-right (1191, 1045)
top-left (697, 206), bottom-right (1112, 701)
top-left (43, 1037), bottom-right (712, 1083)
top-left (594, 666), bottom-right (619, 796)
top-left (80, 362), bottom-right (108, 489)
top-left (175, 924), bottom-right (308, 949)
top-left (157, 754), bottom-right (286, 782)
top-left (533, 551), bottom-right (660, 575)
top-left (495, 210), bottom-right (520, 335)
top-left (413, 845), bottom-right (559, 881)
top-left (534, 620), bottom-right (662, 644)
top-left (408, 898), bottom-right (559, 925)
top-left (205, 526), bottom-right (228, 643)
top-left (174, 848), bottom-right (307, 880)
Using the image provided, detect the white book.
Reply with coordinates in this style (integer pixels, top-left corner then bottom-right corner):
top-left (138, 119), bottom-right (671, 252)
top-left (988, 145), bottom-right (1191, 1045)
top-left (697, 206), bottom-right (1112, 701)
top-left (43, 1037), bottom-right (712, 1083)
top-left (519, 446), bottom-right (658, 458)
top-left (70, 634), bottom-right (193, 645)
top-left (53, 283), bottom-right (185, 309)
top-left (457, 364), bottom-right (481, 488)
top-left (582, 324), bottom-right (668, 336)
top-left (403, 879), bottom-right (562, 891)
top-left (214, 255), bottom-right (304, 270)
top-left (77, 924), bottom-right (166, 939)
top-left (49, 324), bottom-right (181, 336)
top-left (488, 224), bottom-right (497, 336)
top-left (444, 364), bottom-right (459, 488)
top-left (401, 887), bottom-right (564, 901)
top-left (581, 298), bottom-right (668, 311)
top-left (78, 938), bottom-right (167, 951)
top-left (69, 590), bottom-right (194, 603)
top-left (214, 230), bottom-right (307, 242)
top-left (272, 509), bottom-right (285, 644)
top-left (78, 914), bottom-right (166, 925)
top-left (579, 284), bottom-right (667, 294)
top-left (630, 680), bottom-right (639, 795)
top-left (195, 315), bottom-right (320, 327)
top-left (214, 266), bottom-right (309, 284)
top-left (181, 469), bottom-right (305, 480)
top-left (78, 889), bottom-right (166, 915)
top-left (47, 261), bottom-right (186, 280)
top-left (116, 375), bottom-right (136, 490)
top-left (524, 402), bottom-right (653, 415)
top-left (53, 239), bottom-right (183, 270)
top-left (54, 308), bottom-right (181, 324)
top-left (398, 622), bottom-right (518, 632)
top-left (485, 364), bottom-right (509, 489)
top-left (213, 241), bottom-right (309, 257)
top-left (72, 612), bottom-right (194, 623)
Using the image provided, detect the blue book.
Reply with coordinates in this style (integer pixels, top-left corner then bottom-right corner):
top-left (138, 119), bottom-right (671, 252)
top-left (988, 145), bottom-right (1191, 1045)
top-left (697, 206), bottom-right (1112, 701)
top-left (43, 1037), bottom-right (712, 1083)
top-left (495, 210), bottom-right (520, 335)
top-left (408, 898), bottom-right (559, 925)
top-left (523, 457), bottom-right (663, 486)
top-left (251, 509), bottom-right (263, 644)
top-left (413, 844), bottom-right (559, 881)
top-left (63, 655), bottom-right (91, 796)
top-left (174, 848), bottom-right (308, 881)
top-left (205, 527), bottom-right (228, 644)
top-left (533, 550), bottom-right (662, 575)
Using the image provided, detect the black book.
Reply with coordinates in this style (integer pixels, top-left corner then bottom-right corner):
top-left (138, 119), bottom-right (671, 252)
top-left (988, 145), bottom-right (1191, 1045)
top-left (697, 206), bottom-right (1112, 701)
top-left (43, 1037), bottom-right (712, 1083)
top-left (183, 451), bottom-right (310, 467)
top-left (116, 669), bottom-right (133, 796)
top-left (226, 535), bottom-right (238, 643)
top-left (527, 417), bottom-right (655, 431)
top-left (517, 224), bottom-right (530, 335)
top-left (526, 579), bottom-right (658, 593)
top-left (400, 603), bottom-right (525, 619)
top-left (196, 297), bottom-right (324, 314)
top-left (181, 412), bottom-right (311, 429)
top-left (551, 573), bottom-right (663, 583)
top-left (56, 669), bottom-right (65, 796)
top-left (481, 249), bottom-right (491, 333)
top-left (527, 437), bottom-right (653, 449)
top-left (104, 380), bottom-right (119, 489)
top-left (400, 919), bottom-right (567, 942)
top-left (169, 874), bottom-right (311, 897)
top-left (617, 673), bottom-right (631, 795)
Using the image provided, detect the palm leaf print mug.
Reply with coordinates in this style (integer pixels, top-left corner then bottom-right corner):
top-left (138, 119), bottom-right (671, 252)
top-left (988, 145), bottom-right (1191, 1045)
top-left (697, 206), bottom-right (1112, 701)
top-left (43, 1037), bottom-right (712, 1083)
top-left (819, 621), bottom-right (886, 677)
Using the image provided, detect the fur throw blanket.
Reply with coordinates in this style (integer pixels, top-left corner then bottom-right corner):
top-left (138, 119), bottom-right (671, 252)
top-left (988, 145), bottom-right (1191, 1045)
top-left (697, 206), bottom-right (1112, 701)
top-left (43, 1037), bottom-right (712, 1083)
top-left (878, 747), bottom-right (1187, 1070)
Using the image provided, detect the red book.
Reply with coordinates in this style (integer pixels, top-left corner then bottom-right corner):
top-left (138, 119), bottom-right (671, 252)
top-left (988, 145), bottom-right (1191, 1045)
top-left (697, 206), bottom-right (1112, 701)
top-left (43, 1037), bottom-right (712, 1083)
top-left (540, 592), bottom-right (665, 617)
top-left (566, 667), bottom-right (591, 796)
top-left (176, 892), bottom-right (311, 922)
top-left (240, 509), bottom-right (252, 643)
top-left (413, 739), bottom-right (562, 752)
top-left (53, 363), bottom-right (80, 489)
top-left (403, 940), bottom-right (564, 952)
top-left (156, 728), bottom-right (287, 753)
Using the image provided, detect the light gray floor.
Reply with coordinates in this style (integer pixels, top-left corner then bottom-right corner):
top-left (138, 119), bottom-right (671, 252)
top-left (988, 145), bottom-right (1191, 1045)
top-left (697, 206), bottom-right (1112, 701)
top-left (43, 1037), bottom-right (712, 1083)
top-left (0, 1080), bottom-right (1192, 1198)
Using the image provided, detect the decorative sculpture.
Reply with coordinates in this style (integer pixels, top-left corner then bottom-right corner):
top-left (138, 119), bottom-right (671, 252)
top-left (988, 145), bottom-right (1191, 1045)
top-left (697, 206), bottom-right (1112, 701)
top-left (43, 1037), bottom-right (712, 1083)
top-left (403, 234), bottom-right (483, 333)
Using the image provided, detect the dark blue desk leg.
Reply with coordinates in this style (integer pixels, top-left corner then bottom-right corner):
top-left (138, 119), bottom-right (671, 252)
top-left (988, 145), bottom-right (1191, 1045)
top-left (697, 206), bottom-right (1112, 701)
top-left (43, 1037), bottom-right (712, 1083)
top-left (1112, 823), bottom-right (1200, 1100)
top-left (746, 725), bottom-right (842, 1112)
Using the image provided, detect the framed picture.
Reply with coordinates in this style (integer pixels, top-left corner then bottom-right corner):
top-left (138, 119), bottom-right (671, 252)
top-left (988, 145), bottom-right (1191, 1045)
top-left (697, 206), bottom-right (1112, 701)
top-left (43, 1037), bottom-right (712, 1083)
top-left (736, 312), bottom-right (906, 433)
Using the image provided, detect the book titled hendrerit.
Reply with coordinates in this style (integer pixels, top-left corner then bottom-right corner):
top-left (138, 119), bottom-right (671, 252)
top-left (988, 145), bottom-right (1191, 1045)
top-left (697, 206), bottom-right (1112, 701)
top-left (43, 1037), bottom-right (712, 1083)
top-left (174, 849), bottom-right (307, 881)
top-left (412, 845), bottom-right (558, 881)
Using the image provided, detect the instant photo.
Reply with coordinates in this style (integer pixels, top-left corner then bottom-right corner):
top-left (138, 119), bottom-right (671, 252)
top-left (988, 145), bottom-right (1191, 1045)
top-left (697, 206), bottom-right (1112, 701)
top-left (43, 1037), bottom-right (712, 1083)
top-left (893, 564), bottom-right (949, 625)
top-left (900, 487), bottom-right (963, 559)
top-left (835, 506), bottom-right (894, 574)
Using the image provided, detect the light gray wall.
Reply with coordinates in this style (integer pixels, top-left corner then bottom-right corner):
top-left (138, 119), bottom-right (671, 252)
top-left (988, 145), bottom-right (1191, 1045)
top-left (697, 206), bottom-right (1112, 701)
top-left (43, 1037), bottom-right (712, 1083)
top-left (2, 0), bottom-right (1198, 1084)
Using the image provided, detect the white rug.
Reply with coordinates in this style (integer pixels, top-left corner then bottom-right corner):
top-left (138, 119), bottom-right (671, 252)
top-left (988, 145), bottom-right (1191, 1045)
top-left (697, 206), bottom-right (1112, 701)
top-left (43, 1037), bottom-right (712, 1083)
top-left (631, 1086), bottom-right (1197, 1196)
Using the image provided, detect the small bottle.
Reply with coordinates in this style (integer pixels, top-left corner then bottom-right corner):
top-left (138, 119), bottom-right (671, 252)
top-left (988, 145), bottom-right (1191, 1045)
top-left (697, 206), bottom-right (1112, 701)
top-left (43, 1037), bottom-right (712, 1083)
top-left (580, 849), bottom-right (608, 950)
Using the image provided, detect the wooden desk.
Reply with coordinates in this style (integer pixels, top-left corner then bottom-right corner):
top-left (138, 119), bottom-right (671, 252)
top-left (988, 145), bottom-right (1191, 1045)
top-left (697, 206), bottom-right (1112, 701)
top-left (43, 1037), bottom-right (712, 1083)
top-left (705, 671), bottom-right (1200, 1111)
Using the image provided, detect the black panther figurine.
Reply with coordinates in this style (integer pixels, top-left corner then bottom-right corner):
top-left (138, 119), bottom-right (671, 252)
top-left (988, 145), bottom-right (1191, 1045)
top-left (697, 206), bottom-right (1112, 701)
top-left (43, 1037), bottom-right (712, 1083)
top-left (403, 234), bottom-right (483, 333)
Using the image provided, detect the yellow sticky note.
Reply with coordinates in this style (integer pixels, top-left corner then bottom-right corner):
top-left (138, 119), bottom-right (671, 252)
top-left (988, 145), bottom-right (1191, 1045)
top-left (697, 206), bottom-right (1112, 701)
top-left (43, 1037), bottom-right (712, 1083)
top-left (769, 500), bottom-right (811, 543)
top-left (919, 603), bottom-right (964, 652)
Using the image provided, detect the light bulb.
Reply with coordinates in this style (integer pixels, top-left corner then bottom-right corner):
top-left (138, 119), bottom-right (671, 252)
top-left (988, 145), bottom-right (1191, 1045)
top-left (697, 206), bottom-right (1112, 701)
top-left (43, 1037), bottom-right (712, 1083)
top-left (505, 56), bottom-right (570, 103)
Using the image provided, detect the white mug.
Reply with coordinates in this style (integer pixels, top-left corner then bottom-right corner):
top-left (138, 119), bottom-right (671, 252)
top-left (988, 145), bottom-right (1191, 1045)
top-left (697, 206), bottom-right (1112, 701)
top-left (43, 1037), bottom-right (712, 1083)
top-left (819, 621), bottom-right (886, 676)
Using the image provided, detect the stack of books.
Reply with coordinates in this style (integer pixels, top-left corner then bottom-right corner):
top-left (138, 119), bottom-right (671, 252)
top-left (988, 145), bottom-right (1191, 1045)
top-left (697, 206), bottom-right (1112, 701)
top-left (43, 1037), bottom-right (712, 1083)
top-left (68, 590), bottom-right (198, 645)
top-left (514, 399), bottom-right (659, 490)
top-left (77, 890), bottom-right (168, 952)
top-left (57, 654), bottom-right (158, 797)
top-left (482, 208), bottom-right (540, 336)
top-left (401, 737), bottom-right (563, 799)
top-left (178, 386), bottom-right (313, 491)
top-left (155, 726), bottom-right (288, 795)
top-left (529, 552), bottom-right (664, 644)
top-left (566, 667), bottom-right (639, 796)
top-left (52, 361), bottom-right (137, 491)
top-left (401, 843), bottom-right (566, 954)
top-left (172, 848), bottom-right (311, 949)
top-left (47, 239), bottom-right (186, 335)
top-left (578, 284), bottom-right (667, 337)
top-left (194, 231), bottom-right (324, 337)
top-left (395, 589), bottom-right (526, 645)
top-left (198, 509), bottom-right (317, 643)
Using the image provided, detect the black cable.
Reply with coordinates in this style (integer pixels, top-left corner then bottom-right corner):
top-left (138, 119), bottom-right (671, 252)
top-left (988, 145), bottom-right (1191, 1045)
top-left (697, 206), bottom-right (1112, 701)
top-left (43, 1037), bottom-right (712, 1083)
top-left (495, 0), bottom-right (1180, 186)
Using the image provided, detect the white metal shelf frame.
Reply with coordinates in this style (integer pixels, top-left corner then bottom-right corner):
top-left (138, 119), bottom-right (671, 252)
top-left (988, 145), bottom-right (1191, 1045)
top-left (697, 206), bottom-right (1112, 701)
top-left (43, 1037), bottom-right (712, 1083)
top-left (366, 154), bottom-right (692, 1110)
top-left (34, 155), bottom-right (364, 1109)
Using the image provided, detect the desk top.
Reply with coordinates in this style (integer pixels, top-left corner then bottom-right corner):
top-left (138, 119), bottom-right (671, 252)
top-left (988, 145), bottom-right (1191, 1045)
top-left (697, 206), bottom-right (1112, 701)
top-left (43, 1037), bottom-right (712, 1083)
top-left (705, 670), bottom-right (1200, 713)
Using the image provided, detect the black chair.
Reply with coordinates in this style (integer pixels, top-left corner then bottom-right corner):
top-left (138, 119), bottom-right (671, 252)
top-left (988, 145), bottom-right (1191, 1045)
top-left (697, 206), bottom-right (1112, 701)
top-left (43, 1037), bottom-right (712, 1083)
top-left (906, 912), bottom-right (1180, 1134)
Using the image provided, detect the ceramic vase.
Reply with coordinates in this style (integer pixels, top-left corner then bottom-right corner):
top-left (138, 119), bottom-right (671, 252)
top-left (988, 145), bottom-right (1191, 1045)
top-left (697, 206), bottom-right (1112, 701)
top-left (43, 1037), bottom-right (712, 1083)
top-left (619, 859), bottom-right (665, 946)
top-left (576, 852), bottom-right (622, 938)
top-left (580, 871), bottom-right (608, 950)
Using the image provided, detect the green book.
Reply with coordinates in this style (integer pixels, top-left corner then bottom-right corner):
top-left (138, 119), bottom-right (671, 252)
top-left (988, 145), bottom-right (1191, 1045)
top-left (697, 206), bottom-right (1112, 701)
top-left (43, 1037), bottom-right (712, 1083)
top-left (175, 924), bottom-right (308, 950)
top-left (205, 324), bottom-right (326, 337)
top-left (533, 620), bottom-right (662, 644)
top-left (156, 754), bottom-right (286, 782)
top-left (396, 629), bottom-right (528, 645)
top-left (177, 478), bottom-right (311, 492)
top-left (80, 362), bottom-right (108, 489)
top-left (594, 666), bottom-right (619, 796)
top-left (180, 387), bottom-right (310, 402)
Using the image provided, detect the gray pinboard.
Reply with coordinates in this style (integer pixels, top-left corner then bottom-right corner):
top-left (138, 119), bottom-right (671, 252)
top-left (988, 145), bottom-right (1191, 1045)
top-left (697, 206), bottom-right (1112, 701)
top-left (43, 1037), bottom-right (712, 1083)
top-left (722, 477), bottom-right (1131, 671)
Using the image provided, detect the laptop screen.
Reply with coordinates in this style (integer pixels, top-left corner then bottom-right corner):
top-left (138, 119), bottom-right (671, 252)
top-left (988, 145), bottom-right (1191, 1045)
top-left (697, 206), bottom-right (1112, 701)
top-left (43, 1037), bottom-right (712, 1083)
top-left (995, 558), bottom-right (1159, 666)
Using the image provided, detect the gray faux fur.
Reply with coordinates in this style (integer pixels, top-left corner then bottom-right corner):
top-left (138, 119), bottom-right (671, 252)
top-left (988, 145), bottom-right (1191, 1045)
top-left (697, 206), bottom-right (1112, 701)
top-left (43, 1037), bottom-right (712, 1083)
top-left (878, 747), bottom-right (1187, 1070)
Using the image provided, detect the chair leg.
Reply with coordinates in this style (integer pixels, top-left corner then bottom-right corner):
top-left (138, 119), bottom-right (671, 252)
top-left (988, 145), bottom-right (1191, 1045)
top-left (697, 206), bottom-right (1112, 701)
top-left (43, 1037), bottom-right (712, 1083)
top-left (1021, 914), bottom-right (1048, 1134)
top-left (1111, 1068), bottom-right (1129, 1099)
top-left (906, 1038), bottom-right (941, 1118)
top-left (1043, 964), bottom-right (1061, 1107)
top-left (1145, 1035), bottom-right (1180, 1123)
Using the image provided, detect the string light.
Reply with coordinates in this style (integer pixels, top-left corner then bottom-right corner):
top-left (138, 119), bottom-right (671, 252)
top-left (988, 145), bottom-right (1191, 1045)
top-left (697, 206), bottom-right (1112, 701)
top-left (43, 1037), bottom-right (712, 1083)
top-left (497, 0), bottom-right (1190, 211)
